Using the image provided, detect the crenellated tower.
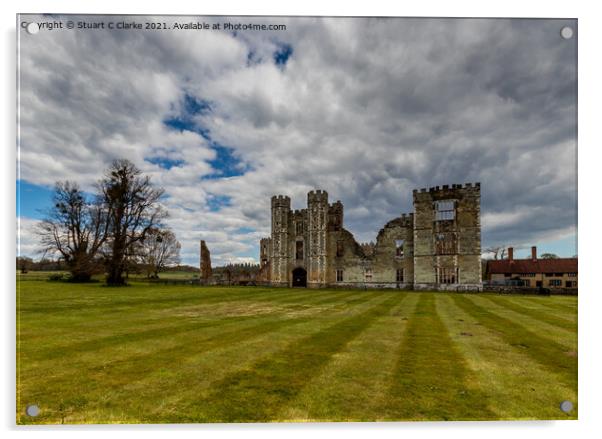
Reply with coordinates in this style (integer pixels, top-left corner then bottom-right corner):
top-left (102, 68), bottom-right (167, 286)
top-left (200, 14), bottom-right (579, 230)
top-left (413, 182), bottom-right (481, 289)
top-left (307, 190), bottom-right (329, 287)
top-left (270, 195), bottom-right (291, 286)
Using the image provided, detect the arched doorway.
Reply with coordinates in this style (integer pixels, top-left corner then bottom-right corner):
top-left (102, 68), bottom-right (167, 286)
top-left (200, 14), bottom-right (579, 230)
top-left (292, 267), bottom-right (307, 287)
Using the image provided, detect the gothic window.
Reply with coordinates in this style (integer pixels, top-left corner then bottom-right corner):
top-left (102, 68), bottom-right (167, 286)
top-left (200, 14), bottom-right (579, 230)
top-left (396, 269), bottom-right (404, 283)
top-left (435, 232), bottom-right (457, 255)
top-left (296, 221), bottom-right (303, 235)
top-left (336, 269), bottom-right (344, 282)
top-left (438, 267), bottom-right (457, 284)
top-left (364, 268), bottom-right (373, 282)
top-left (295, 241), bottom-right (304, 260)
top-left (336, 241), bottom-right (344, 257)
top-left (435, 200), bottom-right (455, 221)
top-left (395, 239), bottom-right (404, 257)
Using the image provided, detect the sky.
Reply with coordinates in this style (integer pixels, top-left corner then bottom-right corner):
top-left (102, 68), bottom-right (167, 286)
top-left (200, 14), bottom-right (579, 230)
top-left (17, 15), bottom-right (578, 266)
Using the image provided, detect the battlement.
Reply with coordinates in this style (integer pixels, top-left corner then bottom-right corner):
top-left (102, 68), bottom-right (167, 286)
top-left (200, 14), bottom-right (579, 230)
top-left (271, 195), bottom-right (291, 208)
top-left (292, 208), bottom-right (307, 216)
top-left (307, 189), bottom-right (329, 204)
top-left (413, 182), bottom-right (481, 197)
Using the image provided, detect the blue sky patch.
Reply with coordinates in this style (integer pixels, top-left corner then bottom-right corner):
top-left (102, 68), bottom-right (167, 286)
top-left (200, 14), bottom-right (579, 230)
top-left (273, 42), bottom-right (293, 67)
top-left (17, 180), bottom-right (54, 219)
top-left (183, 94), bottom-right (212, 116)
top-left (145, 157), bottom-right (185, 170)
top-left (204, 145), bottom-right (249, 179)
top-left (207, 194), bottom-right (232, 212)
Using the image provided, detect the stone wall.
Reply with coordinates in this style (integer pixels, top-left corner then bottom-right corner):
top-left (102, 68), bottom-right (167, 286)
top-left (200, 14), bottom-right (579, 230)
top-left (260, 183), bottom-right (481, 290)
top-left (413, 183), bottom-right (481, 288)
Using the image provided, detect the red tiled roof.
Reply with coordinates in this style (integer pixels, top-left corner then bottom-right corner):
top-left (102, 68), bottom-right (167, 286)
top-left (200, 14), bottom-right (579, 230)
top-left (486, 258), bottom-right (578, 274)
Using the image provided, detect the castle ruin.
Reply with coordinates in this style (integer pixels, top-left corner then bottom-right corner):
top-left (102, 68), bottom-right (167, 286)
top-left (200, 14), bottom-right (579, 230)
top-left (258, 183), bottom-right (482, 290)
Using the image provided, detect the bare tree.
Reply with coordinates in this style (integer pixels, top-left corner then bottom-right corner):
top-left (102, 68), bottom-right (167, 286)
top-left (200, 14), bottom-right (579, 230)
top-left (37, 182), bottom-right (108, 281)
top-left (136, 228), bottom-right (181, 278)
top-left (484, 245), bottom-right (506, 260)
top-left (99, 160), bottom-right (166, 285)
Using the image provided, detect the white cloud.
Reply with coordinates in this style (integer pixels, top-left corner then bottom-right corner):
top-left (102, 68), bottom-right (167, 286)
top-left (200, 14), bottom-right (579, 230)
top-left (18, 16), bottom-right (577, 265)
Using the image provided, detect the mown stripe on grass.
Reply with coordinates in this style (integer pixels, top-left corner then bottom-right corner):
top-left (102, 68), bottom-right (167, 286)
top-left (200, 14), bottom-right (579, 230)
top-left (88, 292), bottom-right (383, 386)
top-left (468, 295), bottom-right (576, 350)
top-left (18, 285), bottom-right (290, 314)
top-left (169, 293), bottom-right (404, 423)
top-left (436, 295), bottom-right (577, 420)
top-left (19, 291), bottom-right (386, 424)
top-left (485, 296), bottom-right (576, 332)
top-left (25, 289), bottom-right (363, 361)
top-left (283, 292), bottom-right (417, 421)
top-left (451, 294), bottom-right (577, 389)
top-left (382, 293), bottom-right (495, 421)
top-left (522, 296), bottom-right (577, 314)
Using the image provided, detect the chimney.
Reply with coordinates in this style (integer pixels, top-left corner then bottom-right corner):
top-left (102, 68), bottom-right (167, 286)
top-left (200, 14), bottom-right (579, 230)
top-left (508, 247), bottom-right (514, 261)
top-left (531, 246), bottom-right (537, 261)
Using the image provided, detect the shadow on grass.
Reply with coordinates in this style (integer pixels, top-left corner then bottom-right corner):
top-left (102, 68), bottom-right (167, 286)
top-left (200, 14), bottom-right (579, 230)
top-left (451, 294), bottom-right (577, 389)
top-left (382, 293), bottom-right (496, 421)
top-left (167, 293), bottom-right (404, 423)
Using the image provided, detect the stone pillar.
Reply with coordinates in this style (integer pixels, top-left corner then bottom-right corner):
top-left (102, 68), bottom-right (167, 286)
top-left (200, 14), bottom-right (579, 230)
top-left (200, 240), bottom-right (212, 281)
top-left (270, 195), bottom-right (291, 287)
top-left (307, 190), bottom-right (328, 288)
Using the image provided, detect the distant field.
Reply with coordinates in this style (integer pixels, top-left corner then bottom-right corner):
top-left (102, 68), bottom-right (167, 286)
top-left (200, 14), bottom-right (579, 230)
top-left (16, 279), bottom-right (577, 423)
top-left (16, 270), bottom-right (199, 282)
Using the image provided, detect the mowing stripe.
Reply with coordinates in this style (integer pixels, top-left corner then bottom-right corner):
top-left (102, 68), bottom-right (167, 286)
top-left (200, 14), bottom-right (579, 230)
top-left (20, 292), bottom-right (386, 423)
top-left (169, 293), bottom-right (404, 423)
top-left (19, 285), bottom-right (298, 314)
top-left (25, 289), bottom-right (366, 361)
top-left (468, 295), bottom-right (576, 350)
top-left (451, 294), bottom-right (577, 389)
top-left (283, 292), bottom-right (417, 421)
top-left (485, 296), bottom-right (576, 332)
top-left (436, 295), bottom-right (577, 420)
top-left (520, 297), bottom-right (577, 314)
top-left (382, 293), bottom-right (495, 421)
top-left (88, 292), bottom-right (385, 387)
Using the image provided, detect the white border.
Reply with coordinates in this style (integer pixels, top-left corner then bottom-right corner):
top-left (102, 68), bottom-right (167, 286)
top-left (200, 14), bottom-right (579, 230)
top-left (3, 1), bottom-right (601, 438)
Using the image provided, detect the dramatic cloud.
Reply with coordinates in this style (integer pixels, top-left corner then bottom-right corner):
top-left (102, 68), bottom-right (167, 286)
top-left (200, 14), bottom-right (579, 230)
top-left (17, 15), bottom-right (577, 264)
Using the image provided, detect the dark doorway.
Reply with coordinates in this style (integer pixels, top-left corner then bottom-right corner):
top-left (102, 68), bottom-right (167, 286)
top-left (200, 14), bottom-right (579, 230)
top-left (536, 281), bottom-right (543, 288)
top-left (292, 267), bottom-right (307, 287)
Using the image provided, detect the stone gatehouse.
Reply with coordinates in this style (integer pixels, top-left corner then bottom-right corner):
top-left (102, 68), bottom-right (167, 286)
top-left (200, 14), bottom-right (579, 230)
top-left (258, 183), bottom-right (482, 290)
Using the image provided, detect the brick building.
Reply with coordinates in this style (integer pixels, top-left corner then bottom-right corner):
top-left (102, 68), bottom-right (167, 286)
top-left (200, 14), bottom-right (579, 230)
top-left (257, 183), bottom-right (482, 290)
top-left (486, 246), bottom-right (578, 289)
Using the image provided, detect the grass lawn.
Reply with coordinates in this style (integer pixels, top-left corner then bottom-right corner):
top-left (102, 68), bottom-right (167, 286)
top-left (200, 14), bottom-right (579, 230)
top-left (16, 278), bottom-right (577, 424)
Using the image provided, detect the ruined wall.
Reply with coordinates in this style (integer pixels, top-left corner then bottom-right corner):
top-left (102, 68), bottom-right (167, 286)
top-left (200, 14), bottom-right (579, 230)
top-left (257, 237), bottom-right (272, 283)
top-left (199, 240), bottom-right (212, 281)
top-left (328, 228), bottom-right (366, 285)
top-left (413, 183), bottom-right (481, 290)
top-left (372, 214), bottom-right (414, 287)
